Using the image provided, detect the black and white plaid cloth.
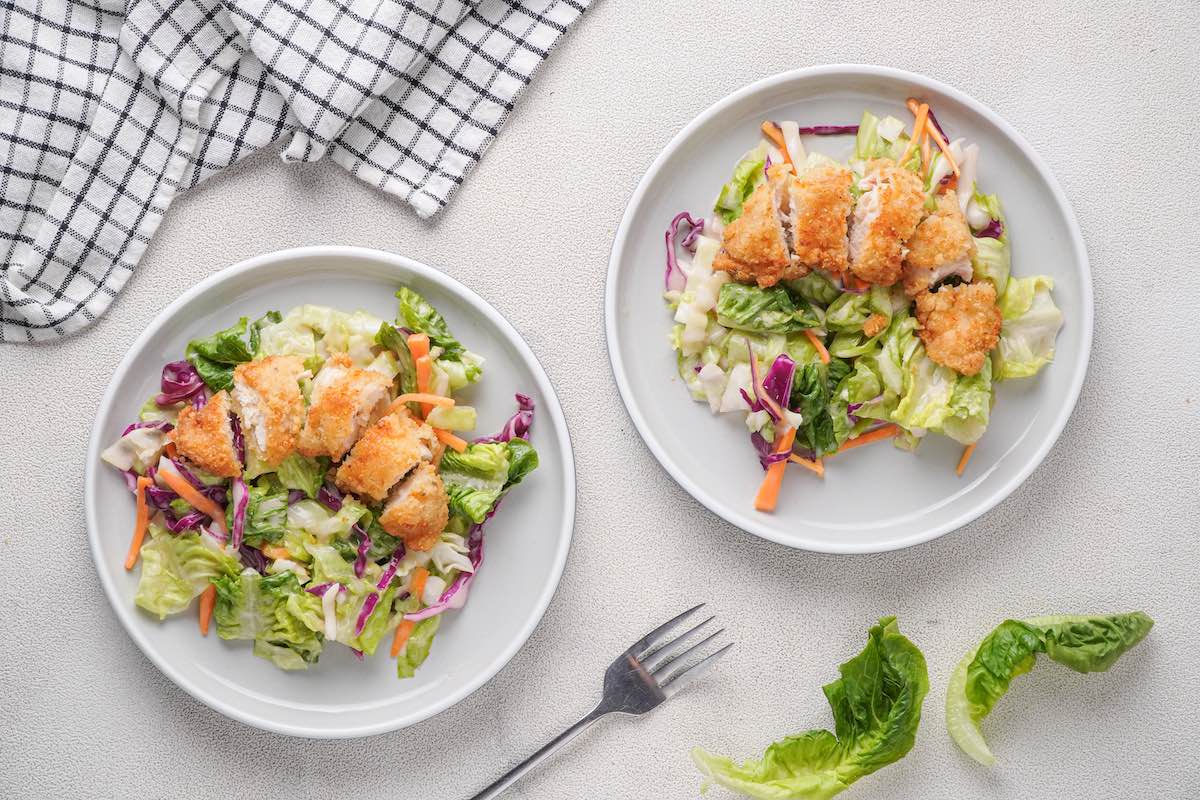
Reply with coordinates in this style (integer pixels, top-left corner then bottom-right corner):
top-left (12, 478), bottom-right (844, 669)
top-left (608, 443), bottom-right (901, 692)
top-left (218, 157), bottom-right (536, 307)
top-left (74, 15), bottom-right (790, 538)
top-left (0, 0), bottom-right (589, 342)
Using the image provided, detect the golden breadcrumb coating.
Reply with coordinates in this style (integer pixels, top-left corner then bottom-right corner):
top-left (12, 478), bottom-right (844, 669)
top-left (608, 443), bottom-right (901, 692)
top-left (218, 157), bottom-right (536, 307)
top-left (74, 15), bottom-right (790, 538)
top-left (863, 312), bottom-right (889, 338)
top-left (172, 390), bottom-right (241, 478)
top-left (789, 164), bottom-right (853, 273)
top-left (230, 355), bottom-right (307, 466)
top-left (334, 410), bottom-right (439, 503)
top-left (297, 352), bottom-right (392, 460)
top-left (914, 282), bottom-right (1002, 376)
top-left (902, 191), bottom-right (976, 297)
top-left (713, 172), bottom-right (799, 288)
top-left (848, 159), bottom-right (925, 286)
top-left (379, 462), bottom-right (449, 552)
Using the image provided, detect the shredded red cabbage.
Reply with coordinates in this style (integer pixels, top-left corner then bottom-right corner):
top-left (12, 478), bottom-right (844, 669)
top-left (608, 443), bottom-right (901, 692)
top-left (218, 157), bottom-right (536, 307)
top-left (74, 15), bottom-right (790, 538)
top-left (239, 546), bottom-right (267, 573)
top-left (202, 524), bottom-right (227, 545)
top-left (286, 489), bottom-right (305, 504)
top-left (229, 413), bottom-right (245, 466)
top-left (762, 355), bottom-right (796, 409)
top-left (155, 360), bottom-right (207, 407)
top-left (376, 543), bottom-right (408, 590)
top-left (162, 508), bottom-right (207, 533)
top-left (475, 393), bottom-right (534, 444)
top-left (354, 591), bottom-right (380, 636)
top-left (352, 649), bottom-right (364, 661)
top-left (977, 219), bottom-right (1004, 239)
top-left (317, 482), bottom-right (343, 511)
top-left (925, 107), bottom-right (949, 141)
top-left (797, 124), bottom-right (859, 135)
top-left (230, 477), bottom-right (248, 550)
top-left (120, 420), bottom-right (174, 437)
top-left (745, 341), bottom-right (784, 422)
top-left (353, 524), bottom-right (370, 579)
top-left (403, 525), bottom-right (484, 622)
top-left (750, 431), bottom-right (790, 470)
top-left (664, 211), bottom-right (704, 291)
top-left (305, 582), bottom-right (334, 597)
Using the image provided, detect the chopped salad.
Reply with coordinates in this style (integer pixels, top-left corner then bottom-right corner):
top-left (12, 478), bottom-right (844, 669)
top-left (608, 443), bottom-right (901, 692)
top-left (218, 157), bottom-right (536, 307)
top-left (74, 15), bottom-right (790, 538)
top-left (102, 287), bottom-right (537, 677)
top-left (664, 99), bottom-right (1063, 512)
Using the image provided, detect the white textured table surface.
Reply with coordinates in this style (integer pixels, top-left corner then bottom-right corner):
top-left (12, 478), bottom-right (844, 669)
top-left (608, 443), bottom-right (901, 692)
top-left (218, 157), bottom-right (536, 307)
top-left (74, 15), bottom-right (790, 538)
top-left (3, 2), bottom-right (1199, 798)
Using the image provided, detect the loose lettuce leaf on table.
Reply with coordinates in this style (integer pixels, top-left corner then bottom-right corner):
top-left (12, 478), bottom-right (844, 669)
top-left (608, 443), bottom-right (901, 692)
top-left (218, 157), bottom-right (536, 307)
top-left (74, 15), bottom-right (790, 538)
top-left (946, 612), bottom-right (1153, 766)
top-left (693, 617), bottom-right (928, 799)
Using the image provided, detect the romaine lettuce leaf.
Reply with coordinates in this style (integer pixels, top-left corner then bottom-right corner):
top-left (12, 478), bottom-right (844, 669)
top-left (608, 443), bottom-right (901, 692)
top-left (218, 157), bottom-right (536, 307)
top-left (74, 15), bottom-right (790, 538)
top-left (785, 272), bottom-right (841, 307)
top-left (135, 530), bottom-right (241, 619)
top-left (791, 363), bottom-right (838, 457)
top-left (692, 617), bottom-right (928, 799)
top-left (947, 612), bottom-right (1153, 766)
top-left (890, 349), bottom-right (958, 432)
top-left (941, 358), bottom-right (992, 445)
top-left (275, 453), bottom-right (327, 500)
top-left (375, 321), bottom-right (418, 394)
top-left (854, 111), bottom-right (920, 171)
top-left (971, 237), bottom-right (1010, 297)
top-left (239, 478), bottom-right (290, 547)
top-left (714, 144), bottom-right (768, 224)
top-left (394, 287), bottom-right (482, 385)
top-left (994, 275), bottom-right (1062, 380)
top-left (213, 569), bottom-right (325, 669)
top-left (716, 283), bottom-right (820, 334)
top-left (397, 613), bottom-right (441, 679)
top-left (286, 497), bottom-right (369, 541)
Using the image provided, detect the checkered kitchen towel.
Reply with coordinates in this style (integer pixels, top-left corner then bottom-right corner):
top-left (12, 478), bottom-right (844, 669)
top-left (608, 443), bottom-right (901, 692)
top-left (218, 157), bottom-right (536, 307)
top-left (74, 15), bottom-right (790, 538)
top-left (0, 0), bottom-right (589, 342)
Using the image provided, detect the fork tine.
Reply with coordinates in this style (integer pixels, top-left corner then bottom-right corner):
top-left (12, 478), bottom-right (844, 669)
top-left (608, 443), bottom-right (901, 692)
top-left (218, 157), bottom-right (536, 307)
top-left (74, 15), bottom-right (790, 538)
top-left (650, 627), bottom-right (724, 679)
top-left (641, 618), bottom-right (717, 672)
top-left (660, 642), bottom-right (734, 698)
top-left (627, 603), bottom-right (705, 659)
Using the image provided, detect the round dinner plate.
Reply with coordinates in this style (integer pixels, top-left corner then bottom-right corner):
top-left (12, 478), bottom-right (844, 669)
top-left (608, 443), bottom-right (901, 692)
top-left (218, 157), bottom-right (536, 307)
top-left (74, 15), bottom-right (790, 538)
top-left (605, 65), bottom-right (1092, 553)
top-left (85, 246), bottom-right (576, 737)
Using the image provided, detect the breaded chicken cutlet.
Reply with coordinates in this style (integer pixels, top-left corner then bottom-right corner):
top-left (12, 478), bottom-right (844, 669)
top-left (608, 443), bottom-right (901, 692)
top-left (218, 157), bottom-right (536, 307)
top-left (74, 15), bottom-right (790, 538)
top-left (334, 408), bottom-right (441, 504)
top-left (902, 191), bottom-right (975, 297)
top-left (712, 166), bottom-right (798, 287)
top-left (914, 281), bottom-right (1002, 376)
top-left (788, 163), bottom-right (854, 274)
top-left (231, 355), bottom-right (307, 466)
top-left (848, 159), bottom-right (925, 286)
top-left (379, 462), bottom-right (450, 552)
top-left (171, 390), bottom-right (241, 478)
top-left (297, 352), bottom-right (392, 461)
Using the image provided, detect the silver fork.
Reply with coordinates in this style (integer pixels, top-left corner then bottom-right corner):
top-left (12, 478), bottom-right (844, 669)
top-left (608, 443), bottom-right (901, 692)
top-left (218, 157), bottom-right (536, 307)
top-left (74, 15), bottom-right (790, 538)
top-left (468, 604), bottom-right (733, 800)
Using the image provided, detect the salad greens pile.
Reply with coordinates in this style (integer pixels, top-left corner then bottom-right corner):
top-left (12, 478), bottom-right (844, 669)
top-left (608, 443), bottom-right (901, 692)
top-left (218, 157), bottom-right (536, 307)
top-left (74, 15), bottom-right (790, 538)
top-left (103, 287), bottom-right (537, 678)
top-left (946, 612), bottom-right (1154, 766)
top-left (693, 618), bottom-right (929, 800)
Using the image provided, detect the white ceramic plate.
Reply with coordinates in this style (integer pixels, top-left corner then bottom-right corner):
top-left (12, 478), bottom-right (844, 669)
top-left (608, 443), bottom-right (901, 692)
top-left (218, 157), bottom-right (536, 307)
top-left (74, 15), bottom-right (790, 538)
top-left (85, 246), bottom-right (575, 737)
top-left (606, 65), bottom-right (1091, 553)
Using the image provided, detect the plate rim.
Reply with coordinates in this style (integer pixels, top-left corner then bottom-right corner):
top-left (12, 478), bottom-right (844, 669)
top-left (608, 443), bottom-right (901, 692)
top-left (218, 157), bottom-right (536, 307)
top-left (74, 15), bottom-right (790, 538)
top-left (84, 245), bottom-right (577, 738)
top-left (604, 63), bottom-right (1093, 554)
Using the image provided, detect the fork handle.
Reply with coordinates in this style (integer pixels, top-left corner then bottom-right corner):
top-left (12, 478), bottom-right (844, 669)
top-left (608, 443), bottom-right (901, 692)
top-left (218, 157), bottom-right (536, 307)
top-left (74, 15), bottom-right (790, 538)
top-left (467, 706), bottom-right (606, 800)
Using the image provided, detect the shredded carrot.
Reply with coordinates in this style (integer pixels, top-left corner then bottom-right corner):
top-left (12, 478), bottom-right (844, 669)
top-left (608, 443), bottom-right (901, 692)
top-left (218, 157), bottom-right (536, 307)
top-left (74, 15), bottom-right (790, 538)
top-left (789, 454), bottom-right (825, 477)
top-left (164, 441), bottom-right (178, 459)
top-left (261, 545), bottom-right (291, 560)
top-left (760, 120), bottom-right (794, 166)
top-left (393, 392), bottom-right (453, 408)
top-left (434, 428), bottom-right (468, 453)
top-left (124, 476), bottom-right (152, 570)
top-left (754, 427), bottom-right (796, 512)
top-left (804, 329), bottom-right (831, 364)
top-left (956, 443), bottom-right (977, 477)
top-left (899, 103), bottom-right (928, 165)
top-left (907, 98), bottom-right (959, 175)
top-left (198, 584), bottom-right (216, 636)
top-left (413, 355), bottom-right (434, 416)
top-left (832, 424), bottom-right (900, 455)
top-left (409, 567), bottom-right (430, 603)
top-left (390, 619), bottom-right (417, 658)
top-left (920, 128), bottom-right (932, 176)
top-left (406, 333), bottom-right (430, 361)
top-left (156, 466), bottom-right (228, 534)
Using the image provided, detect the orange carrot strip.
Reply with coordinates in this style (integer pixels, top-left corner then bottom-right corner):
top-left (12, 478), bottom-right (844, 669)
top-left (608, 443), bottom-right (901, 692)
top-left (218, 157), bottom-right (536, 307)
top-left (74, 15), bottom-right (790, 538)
top-left (907, 98), bottom-right (959, 175)
top-left (434, 428), bottom-right (468, 453)
top-left (804, 329), bottom-right (831, 364)
top-left (414, 355), bottom-right (434, 416)
top-left (409, 567), bottom-right (430, 603)
top-left (124, 476), bottom-right (152, 570)
top-left (261, 545), bottom-right (291, 560)
top-left (789, 454), bottom-right (825, 477)
top-left (198, 584), bottom-right (216, 636)
top-left (760, 121), bottom-right (794, 166)
top-left (956, 443), bottom-right (977, 477)
top-left (899, 103), bottom-right (928, 165)
top-left (754, 427), bottom-right (796, 512)
top-left (390, 619), bottom-right (417, 658)
top-left (157, 466), bottom-right (229, 534)
top-left (406, 333), bottom-right (430, 360)
top-left (833, 424), bottom-right (900, 455)
top-left (164, 441), bottom-right (178, 459)
top-left (394, 393), bottom-right (454, 408)
top-left (920, 128), bottom-right (932, 176)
